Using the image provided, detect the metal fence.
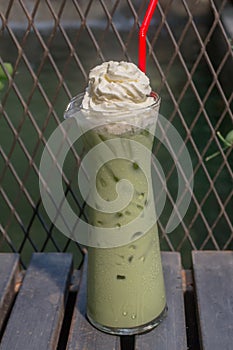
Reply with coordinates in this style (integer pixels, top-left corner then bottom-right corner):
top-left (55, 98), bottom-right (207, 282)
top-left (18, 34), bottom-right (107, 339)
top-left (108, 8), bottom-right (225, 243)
top-left (0, 0), bottom-right (232, 268)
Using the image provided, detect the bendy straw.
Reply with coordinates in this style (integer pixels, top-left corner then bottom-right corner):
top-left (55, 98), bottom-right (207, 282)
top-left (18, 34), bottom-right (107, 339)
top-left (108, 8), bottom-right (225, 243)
top-left (138, 0), bottom-right (159, 72)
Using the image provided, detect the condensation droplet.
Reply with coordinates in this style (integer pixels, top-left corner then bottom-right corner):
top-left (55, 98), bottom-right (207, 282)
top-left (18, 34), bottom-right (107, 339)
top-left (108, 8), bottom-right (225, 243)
top-left (132, 231), bottom-right (143, 240)
top-left (100, 177), bottom-right (107, 187)
top-left (131, 313), bottom-right (136, 319)
top-left (128, 255), bottom-right (133, 263)
top-left (122, 311), bottom-right (127, 316)
top-left (138, 192), bottom-right (145, 200)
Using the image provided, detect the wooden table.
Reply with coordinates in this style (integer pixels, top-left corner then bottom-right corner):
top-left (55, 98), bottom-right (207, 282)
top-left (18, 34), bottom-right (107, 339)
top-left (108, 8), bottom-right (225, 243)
top-left (0, 251), bottom-right (232, 350)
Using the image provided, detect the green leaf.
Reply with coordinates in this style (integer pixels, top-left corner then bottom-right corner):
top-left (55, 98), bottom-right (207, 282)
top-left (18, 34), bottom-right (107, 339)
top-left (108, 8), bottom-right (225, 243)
top-left (225, 130), bottom-right (233, 146)
top-left (0, 62), bottom-right (13, 81)
top-left (0, 81), bottom-right (4, 91)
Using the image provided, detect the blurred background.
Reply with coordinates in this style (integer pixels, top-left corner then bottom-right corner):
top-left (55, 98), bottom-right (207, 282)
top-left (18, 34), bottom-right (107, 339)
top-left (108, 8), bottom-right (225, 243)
top-left (0, 0), bottom-right (232, 268)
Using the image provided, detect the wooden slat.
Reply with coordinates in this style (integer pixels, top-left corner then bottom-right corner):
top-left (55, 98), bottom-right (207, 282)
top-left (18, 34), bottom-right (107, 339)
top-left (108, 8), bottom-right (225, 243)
top-left (192, 251), bottom-right (233, 350)
top-left (0, 253), bottom-right (73, 350)
top-left (66, 255), bottom-right (120, 350)
top-left (0, 254), bottom-right (20, 332)
top-left (135, 252), bottom-right (187, 350)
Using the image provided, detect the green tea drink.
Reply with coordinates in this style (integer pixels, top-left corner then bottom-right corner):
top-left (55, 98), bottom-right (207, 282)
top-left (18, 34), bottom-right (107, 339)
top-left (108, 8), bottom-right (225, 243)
top-left (68, 61), bottom-right (167, 334)
top-left (85, 128), bottom-right (166, 334)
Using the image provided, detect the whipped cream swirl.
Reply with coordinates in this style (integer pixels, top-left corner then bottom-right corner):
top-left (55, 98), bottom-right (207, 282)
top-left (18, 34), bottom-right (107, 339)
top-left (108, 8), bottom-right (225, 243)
top-left (82, 61), bottom-right (154, 111)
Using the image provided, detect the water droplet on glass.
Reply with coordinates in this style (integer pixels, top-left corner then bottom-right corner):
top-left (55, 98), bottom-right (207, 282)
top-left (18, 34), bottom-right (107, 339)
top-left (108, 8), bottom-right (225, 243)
top-left (128, 255), bottom-right (133, 263)
top-left (100, 177), bottom-right (107, 187)
top-left (132, 231), bottom-right (143, 240)
top-left (138, 192), bottom-right (145, 200)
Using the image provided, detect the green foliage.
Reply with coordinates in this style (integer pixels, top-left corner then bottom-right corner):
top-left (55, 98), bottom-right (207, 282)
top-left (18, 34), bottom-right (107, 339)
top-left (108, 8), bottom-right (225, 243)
top-left (0, 62), bottom-right (13, 91)
top-left (205, 130), bottom-right (233, 161)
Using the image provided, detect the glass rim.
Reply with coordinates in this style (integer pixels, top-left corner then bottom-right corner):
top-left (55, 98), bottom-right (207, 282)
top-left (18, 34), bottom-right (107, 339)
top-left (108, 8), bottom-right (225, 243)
top-left (64, 92), bottom-right (161, 119)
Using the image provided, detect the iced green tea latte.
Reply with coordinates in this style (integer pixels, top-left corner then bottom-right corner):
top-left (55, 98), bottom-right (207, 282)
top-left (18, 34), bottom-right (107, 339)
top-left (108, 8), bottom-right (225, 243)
top-left (65, 61), bottom-right (167, 335)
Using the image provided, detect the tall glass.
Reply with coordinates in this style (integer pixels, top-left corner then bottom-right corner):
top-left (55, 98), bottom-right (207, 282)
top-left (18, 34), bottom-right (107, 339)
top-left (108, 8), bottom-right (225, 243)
top-left (65, 93), bottom-right (167, 335)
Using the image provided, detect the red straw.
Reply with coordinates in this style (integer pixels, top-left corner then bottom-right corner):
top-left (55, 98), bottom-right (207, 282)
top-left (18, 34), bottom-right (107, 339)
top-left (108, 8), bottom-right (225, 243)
top-left (138, 0), bottom-right (159, 72)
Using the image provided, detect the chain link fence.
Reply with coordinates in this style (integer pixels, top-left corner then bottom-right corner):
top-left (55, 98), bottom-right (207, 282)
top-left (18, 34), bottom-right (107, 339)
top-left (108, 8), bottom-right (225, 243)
top-left (0, 0), bottom-right (232, 268)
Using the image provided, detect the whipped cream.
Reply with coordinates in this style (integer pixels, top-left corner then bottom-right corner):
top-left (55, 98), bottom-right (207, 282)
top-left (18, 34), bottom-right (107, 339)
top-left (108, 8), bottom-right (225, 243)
top-left (82, 61), bottom-right (154, 111)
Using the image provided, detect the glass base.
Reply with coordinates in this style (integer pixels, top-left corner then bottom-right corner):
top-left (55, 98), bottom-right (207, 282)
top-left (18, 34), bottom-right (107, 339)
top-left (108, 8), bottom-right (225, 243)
top-left (87, 304), bottom-right (168, 336)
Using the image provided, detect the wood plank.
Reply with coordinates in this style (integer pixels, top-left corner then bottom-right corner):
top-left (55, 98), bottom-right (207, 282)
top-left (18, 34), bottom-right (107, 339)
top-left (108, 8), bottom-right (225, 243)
top-left (192, 251), bottom-right (233, 350)
top-left (0, 253), bottom-right (73, 350)
top-left (135, 252), bottom-right (187, 350)
top-left (0, 254), bottom-right (20, 332)
top-left (66, 255), bottom-right (120, 350)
